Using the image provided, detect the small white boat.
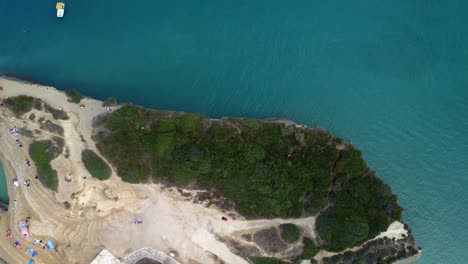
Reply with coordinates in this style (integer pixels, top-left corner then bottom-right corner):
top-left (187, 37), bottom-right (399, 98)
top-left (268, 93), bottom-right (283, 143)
top-left (56, 2), bottom-right (65, 18)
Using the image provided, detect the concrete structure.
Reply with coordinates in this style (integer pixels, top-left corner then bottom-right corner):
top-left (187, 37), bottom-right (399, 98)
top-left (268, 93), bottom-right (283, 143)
top-left (90, 249), bottom-right (121, 264)
top-left (90, 248), bottom-right (179, 264)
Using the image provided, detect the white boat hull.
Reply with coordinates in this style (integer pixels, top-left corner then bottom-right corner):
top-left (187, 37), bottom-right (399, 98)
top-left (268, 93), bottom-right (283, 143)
top-left (57, 9), bottom-right (64, 18)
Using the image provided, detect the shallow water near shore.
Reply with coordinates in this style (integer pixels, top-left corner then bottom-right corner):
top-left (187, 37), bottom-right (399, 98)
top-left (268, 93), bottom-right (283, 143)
top-left (0, 161), bottom-right (9, 204)
top-left (1, 0), bottom-right (468, 263)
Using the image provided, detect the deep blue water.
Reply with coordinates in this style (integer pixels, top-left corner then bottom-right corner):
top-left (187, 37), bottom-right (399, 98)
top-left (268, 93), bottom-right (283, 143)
top-left (1, 0), bottom-right (468, 263)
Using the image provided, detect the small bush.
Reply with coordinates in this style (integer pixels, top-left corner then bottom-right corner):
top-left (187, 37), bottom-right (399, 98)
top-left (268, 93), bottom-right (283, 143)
top-left (82, 149), bottom-right (111, 180)
top-left (44, 104), bottom-right (69, 120)
top-left (279, 224), bottom-right (301, 244)
top-left (65, 89), bottom-right (83, 103)
top-left (63, 201), bottom-right (71, 209)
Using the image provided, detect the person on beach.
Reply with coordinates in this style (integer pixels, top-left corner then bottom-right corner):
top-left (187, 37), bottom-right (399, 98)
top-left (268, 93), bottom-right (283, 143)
top-left (13, 177), bottom-right (19, 187)
top-left (13, 199), bottom-right (17, 208)
top-left (221, 216), bottom-right (228, 222)
top-left (7, 229), bottom-right (12, 239)
top-left (14, 241), bottom-right (21, 249)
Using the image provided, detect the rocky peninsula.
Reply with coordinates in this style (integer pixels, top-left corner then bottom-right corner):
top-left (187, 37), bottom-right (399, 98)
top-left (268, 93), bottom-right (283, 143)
top-left (0, 77), bottom-right (420, 264)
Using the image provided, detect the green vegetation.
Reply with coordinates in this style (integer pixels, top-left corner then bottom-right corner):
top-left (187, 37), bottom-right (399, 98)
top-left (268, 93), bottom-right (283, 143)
top-left (44, 104), bottom-right (69, 120)
top-left (315, 148), bottom-right (402, 251)
top-left (82, 150), bottom-right (112, 180)
top-left (300, 237), bottom-right (319, 259)
top-left (250, 257), bottom-right (288, 264)
top-left (65, 89), bottom-right (83, 103)
top-left (4, 95), bottom-right (68, 120)
top-left (29, 141), bottom-right (58, 191)
top-left (279, 224), bottom-right (301, 244)
top-left (95, 105), bottom-right (402, 251)
top-left (4, 95), bottom-right (39, 116)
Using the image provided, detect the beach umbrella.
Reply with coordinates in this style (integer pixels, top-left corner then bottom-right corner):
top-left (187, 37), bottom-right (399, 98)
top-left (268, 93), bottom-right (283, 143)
top-left (27, 248), bottom-right (34, 254)
top-left (28, 259), bottom-right (34, 264)
top-left (32, 251), bottom-right (37, 257)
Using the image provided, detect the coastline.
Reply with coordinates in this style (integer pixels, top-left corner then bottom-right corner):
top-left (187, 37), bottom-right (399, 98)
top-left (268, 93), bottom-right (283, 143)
top-left (0, 76), bottom-right (419, 264)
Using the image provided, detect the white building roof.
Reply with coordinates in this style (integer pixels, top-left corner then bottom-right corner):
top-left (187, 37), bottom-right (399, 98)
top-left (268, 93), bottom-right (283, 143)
top-left (90, 249), bottom-right (121, 264)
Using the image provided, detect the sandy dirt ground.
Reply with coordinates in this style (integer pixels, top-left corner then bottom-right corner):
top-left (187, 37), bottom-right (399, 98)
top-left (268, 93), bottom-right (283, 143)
top-left (0, 77), bottom-right (319, 264)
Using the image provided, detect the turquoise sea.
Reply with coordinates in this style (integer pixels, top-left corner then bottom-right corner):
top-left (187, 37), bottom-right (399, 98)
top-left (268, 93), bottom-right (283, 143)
top-left (0, 161), bottom-right (8, 203)
top-left (1, 0), bottom-right (467, 263)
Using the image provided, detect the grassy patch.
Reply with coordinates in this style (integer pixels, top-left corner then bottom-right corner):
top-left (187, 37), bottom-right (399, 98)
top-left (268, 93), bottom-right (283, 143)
top-left (65, 89), bottom-right (83, 103)
top-left (4, 95), bottom-right (37, 116)
top-left (29, 141), bottom-right (58, 191)
top-left (82, 150), bottom-right (111, 180)
top-left (279, 224), bottom-right (301, 244)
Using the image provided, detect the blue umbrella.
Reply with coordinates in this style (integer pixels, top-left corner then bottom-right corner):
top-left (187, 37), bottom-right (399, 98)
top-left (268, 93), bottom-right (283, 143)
top-left (28, 259), bottom-right (34, 264)
top-left (32, 251), bottom-right (37, 257)
top-left (47, 240), bottom-right (54, 249)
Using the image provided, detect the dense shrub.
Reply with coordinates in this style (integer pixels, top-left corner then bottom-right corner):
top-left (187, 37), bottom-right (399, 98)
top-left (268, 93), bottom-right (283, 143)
top-left (279, 224), bottom-right (301, 244)
top-left (4, 95), bottom-right (37, 116)
top-left (301, 237), bottom-right (319, 259)
top-left (316, 171), bottom-right (401, 251)
top-left (82, 149), bottom-right (111, 180)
